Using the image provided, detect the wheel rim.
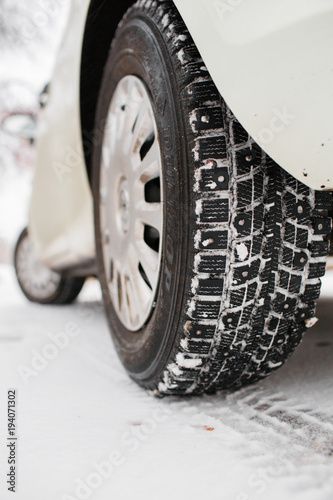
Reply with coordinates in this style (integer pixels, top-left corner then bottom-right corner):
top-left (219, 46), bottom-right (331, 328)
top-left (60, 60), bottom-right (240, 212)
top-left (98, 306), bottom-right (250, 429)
top-left (99, 76), bottom-right (164, 332)
top-left (16, 234), bottom-right (62, 300)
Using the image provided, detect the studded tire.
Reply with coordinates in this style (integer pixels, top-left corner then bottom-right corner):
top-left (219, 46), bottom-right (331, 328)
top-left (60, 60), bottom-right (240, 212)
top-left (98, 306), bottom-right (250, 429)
top-left (93, 0), bottom-right (332, 395)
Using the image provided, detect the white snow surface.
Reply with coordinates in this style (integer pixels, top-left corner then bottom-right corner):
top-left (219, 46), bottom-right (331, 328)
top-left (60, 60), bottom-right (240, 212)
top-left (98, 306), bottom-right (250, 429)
top-left (0, 264), bottom-right (333, 500)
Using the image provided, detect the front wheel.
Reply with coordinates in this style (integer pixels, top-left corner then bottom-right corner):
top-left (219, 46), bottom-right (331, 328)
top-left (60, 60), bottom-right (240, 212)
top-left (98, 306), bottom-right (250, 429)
top-left (92, 0), bottom-right (331, 395)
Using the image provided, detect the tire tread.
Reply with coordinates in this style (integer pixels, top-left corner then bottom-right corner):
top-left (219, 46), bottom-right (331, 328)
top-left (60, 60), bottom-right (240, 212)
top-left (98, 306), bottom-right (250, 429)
top-left (117, 0), bottom-right (332, 395)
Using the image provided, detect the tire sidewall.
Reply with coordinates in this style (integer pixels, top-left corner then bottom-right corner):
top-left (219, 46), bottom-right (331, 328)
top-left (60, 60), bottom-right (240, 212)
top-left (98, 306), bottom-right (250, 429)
top-left (93, 15), bottom-right (188, 381)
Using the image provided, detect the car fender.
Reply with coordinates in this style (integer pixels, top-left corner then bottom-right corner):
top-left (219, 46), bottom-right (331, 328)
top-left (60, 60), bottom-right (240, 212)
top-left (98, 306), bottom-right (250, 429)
top-left (29, 0), bottom-right (94, 270)
top-left (29, 0), bottom-right (333, 270)
top-left (29, 0), bottom-right (133, 270)
top-left (174, 0), bottom-right (333, 190)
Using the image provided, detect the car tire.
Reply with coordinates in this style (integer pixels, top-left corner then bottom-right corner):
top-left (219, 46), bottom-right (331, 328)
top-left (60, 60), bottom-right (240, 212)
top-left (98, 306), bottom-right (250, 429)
top-left (92, 0), bottom-right (332, 395)
top-left (14, 228), bottom-right (85, 305)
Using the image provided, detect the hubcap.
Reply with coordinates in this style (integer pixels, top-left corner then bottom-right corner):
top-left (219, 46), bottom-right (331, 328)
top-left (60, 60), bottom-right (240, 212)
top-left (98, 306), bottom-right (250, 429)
top-left (99, 76), bottom-right (164, 332)
top-left (117, 179), bottom-right (130, 234)
top-left (16, 233), bottom-right (62, 300)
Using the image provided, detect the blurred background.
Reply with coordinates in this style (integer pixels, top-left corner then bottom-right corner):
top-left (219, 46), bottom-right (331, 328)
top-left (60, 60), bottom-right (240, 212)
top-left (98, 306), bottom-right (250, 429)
top-left (0, 0), bottom-right (69, 265)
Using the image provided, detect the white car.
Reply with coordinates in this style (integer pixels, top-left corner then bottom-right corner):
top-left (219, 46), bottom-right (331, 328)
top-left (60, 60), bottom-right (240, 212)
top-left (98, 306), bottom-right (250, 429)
top-left (9, 0), bottom-right (333, 395)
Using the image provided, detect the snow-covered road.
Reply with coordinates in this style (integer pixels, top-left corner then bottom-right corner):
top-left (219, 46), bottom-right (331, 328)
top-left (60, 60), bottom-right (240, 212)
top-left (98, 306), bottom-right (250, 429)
top-left (0, 264), bottom-right (332, 500)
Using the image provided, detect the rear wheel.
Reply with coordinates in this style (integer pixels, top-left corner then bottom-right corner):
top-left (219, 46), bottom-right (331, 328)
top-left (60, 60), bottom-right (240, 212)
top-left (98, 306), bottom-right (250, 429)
top-left (14, 228), bottom-right (85, 305)
top-left (93, 0), bottom-right (331, 395)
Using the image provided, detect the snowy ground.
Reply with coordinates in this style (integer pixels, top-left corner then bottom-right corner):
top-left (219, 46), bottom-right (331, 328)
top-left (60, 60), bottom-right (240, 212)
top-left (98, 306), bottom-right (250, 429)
top-left (0, 264), bottom-right (332, 500)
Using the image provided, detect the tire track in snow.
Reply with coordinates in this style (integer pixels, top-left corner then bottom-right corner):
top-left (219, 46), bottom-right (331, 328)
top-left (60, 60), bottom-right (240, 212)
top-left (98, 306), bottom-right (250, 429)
top-left (173, 386), bottom-right (333, 468)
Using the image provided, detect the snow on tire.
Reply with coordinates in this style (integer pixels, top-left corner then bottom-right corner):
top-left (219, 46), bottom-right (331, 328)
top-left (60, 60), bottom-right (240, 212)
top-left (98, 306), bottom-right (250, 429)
top-left (93, 0), bottom-right (332, 395)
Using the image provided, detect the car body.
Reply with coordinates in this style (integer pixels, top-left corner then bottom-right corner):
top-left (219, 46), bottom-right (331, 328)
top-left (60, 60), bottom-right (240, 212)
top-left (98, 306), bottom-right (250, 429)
top-left (28, 0), bottom-right (333, 272)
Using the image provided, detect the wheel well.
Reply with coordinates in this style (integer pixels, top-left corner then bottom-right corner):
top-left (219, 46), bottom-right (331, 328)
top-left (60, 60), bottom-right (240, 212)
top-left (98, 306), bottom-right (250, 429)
top-left (80, 0), bottom-right (134, 182)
